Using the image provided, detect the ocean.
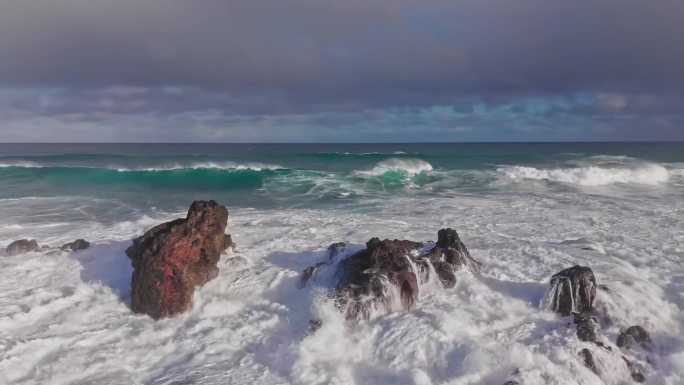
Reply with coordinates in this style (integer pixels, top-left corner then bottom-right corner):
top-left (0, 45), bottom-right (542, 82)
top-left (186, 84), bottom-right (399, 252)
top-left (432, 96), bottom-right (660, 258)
top-left (1, 142), bottom-right (683, 384)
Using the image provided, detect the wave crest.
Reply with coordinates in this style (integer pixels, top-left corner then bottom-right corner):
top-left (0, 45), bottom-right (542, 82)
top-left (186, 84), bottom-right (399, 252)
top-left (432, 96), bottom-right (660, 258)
top-left (499, 163), bottom-right (669, 186)
top-left (356, 158), bottom-right (433, 177)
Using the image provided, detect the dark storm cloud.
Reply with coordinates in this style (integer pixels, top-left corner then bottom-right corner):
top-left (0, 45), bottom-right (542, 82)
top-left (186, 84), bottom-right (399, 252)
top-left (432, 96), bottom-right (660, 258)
top-left (0, 0), bottom-right (683, 141)
top-left (1, 1), bottom-right (683, 95)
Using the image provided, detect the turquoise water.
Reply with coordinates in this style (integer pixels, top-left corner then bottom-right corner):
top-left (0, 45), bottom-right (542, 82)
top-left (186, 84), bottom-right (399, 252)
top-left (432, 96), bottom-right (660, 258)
top-left (1, 142), bottom-right (682, 212)
top-left (2, 142), bottom-right (684, 384)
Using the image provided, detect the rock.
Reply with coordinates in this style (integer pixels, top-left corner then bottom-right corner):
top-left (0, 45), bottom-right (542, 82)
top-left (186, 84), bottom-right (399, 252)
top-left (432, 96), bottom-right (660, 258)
top-left (299, 262), bottom-right (327, 288)
top-left (6, 239), bottom-right (39, 256)
top-left (579, 348), bottom-right (600, 375)
top-left (433, 261), bottom-right (457, 288)
top-left (548, 265), bottom-right (596, 316)
top-left (327, 242), bottom-right (347, 261)
top-left (502, 381), bottom-right (520, 385)
top-left (617, 326), bottom-right (651, 350)
top-left (332, 229), bottom-right (479, 320)
top-left (623, 357), bottom-right (646, 383)
top-left (335, 237), bottom-right (422, 320)
top-left (424, 228), bottom-right (481, 273)
top-left (574, 313), bottom-right (600, 344)
top-left (125, 200), bottom-right (232, 319)
top-left (224, 256), bottom-right (248, 269)
top-left (61, 239), bottom-right (90, 251)
top-left (309, 319), bottom-right (323, 333)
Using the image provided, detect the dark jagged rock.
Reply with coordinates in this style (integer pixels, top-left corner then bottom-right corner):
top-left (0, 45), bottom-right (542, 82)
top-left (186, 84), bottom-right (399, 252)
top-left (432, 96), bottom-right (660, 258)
top-left (433, 261), bottom-right (457, 288)
top-left (125, 200), bottom-right (232, 319)
top-left (617, 326), bottom-right (652, 350)
top-left (61, 239), bottom-right (90, 251)
top-left (574, 313), bottom-right (600, 344)
top-left (548, 265), bottom-right (596, 316)
top-left (623, 357), bottom-right (646, 383)
top-left (327, 242), bottom-right (347, 261)
top-left (6, 239), bottom-right (39, 256)
top-left (424, 228), bottom-right (481, 273)
top-left (299, 262), bottom-right (327, 288)
top-left (579, 348), bottom-right (600, 375)
top-left (330, 229), bottom-right (478, 320)
top-left (502, 381), bottom-right (520, 385)
top-left (309, 319), bottom-right (323, 333)
top-left (334, 238), bottom-right (422, 320)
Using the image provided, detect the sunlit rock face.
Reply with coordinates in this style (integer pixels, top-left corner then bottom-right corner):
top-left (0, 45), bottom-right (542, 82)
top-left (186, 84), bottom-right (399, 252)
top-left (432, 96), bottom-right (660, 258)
top-left (126, 200), bottom-right (232, 319)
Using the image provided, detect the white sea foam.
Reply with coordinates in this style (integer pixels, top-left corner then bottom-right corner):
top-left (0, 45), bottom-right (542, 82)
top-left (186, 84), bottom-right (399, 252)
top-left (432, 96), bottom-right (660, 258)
top-left (118, 162), bottom-right (285, 172)
top-left (356, 158), bottom-right (433, 177)
top-left (499, 163), bottom-right (669, 186)
top-left (1, 162), bottom-right (684, 384)
top-left (0, 160), bottom-right (284, 171)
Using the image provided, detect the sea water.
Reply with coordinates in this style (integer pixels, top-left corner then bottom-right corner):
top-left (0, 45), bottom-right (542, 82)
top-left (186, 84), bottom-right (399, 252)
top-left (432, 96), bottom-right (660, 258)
top-left (0, 143), bottom-right (682, 384)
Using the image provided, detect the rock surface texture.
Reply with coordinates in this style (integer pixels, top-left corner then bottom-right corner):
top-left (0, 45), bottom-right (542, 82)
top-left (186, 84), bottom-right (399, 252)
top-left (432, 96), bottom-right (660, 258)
top-left (61, 239), bottom-right (90, 251)
top-left (6, 239), bottom-right (39, 256)
top-left (302, 228), bottom-right (480, 320)
top-left (126, 200), bottom-right (232, 319)
top-left (548, 265), bottom-right (596, 315)
top-left (546, 266), bottom-right (650, 383)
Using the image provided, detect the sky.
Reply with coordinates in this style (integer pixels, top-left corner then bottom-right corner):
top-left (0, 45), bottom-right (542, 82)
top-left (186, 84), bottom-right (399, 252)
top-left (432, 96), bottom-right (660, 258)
top-left (0, 0), bottom-right (683, 142)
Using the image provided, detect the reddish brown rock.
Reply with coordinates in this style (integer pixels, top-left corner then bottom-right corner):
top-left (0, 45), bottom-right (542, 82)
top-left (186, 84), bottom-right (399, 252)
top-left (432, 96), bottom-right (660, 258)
top-left (126, 200), bottom-right (232, 319)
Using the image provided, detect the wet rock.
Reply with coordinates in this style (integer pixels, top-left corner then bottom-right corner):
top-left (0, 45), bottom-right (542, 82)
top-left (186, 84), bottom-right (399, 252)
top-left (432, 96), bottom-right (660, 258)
top-left (334, 237), bottom-right (422, 320)
top-left (6, 239), bottom-right (39, 256)
top-left (433, 261), bottom-right (457, 288)
top-left (579, 348), bottom-right (600, 375)
top-left (309, 319), bottom-right (323, 333)
top-left (424, 228), bottom-right (481, 273)
top-left (299, 262), bottom-right (327, 288)
top-left (126, 200), bottom-right (232, 319)
top-left (502, 381), bottom-right (520, 385)
top-left (617, 326), bottom-right (652, 350)
top-left (327, 242), bottom-right (347, 261)
top-left (574, 312), bottom-right (600, 344)
top-left (332, 229), bottom-right (479, 320)
top-left (548, 265), bottom-right (596, 316)
top-left (623, 357), bottom-right (646, 383)
top-left (61, 239), bottom-right (90, 251)
top-left (224, 256), bottom-right (248, 269)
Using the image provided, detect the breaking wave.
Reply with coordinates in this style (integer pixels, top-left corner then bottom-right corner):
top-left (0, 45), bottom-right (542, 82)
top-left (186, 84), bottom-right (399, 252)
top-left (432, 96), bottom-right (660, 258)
top-left (355, 158), bottom-right (433, 177)
top-left (498, 163), bottom-right (669, 186)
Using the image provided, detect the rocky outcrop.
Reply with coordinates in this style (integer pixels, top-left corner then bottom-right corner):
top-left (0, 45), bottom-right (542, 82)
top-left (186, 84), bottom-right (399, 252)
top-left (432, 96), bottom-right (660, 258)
top-left (545, 267), bottom-right (650, 383)
top-left (548, 265), bottom-right (596, 315)
top-left (617, 326), bottom-right (652, 350)
top-left (61, 239), bottom-right (90, 251)
top-left (6, 239), bottom-right (39, 256)
top-left (300, 228), bottom-right (479, 321)
top-left (125, 200), bottom-right (232, 319)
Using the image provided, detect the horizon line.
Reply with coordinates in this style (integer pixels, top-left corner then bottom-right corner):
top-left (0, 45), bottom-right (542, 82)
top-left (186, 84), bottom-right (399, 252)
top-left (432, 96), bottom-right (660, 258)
top-left (1, 140), bottom-right (683, 145)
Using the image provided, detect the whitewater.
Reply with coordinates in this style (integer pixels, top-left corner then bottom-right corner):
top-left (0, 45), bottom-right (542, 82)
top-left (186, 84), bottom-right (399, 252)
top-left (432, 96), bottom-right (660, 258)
top-left (0, 143), bottom-right (683, 385)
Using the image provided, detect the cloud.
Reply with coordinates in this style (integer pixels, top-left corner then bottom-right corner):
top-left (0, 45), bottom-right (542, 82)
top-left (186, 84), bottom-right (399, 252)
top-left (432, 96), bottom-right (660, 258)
top-left (0, 1), bottom-right (683, 141)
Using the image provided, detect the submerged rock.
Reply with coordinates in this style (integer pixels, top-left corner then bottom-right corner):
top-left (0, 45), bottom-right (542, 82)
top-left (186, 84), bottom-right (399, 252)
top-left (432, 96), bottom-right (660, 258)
top-left (579, 348), bottom-right (600, 375)
top-left (548, 265), bottom-right (596, 315)
top-left (61, 239), bottom-right (90, 251)
top-left (126, 200), bottom-right (232, 319)
top-left (6, 239), bottom-right (39, 256)
top-left (617, 326), bottom-right (652, 350)
top-left (623, 357), bottom-right (646, 383)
